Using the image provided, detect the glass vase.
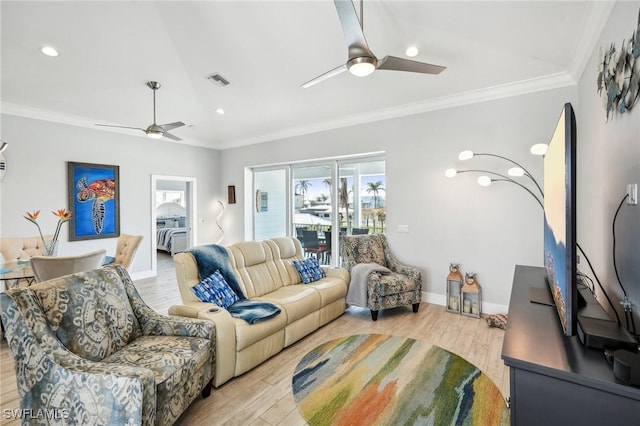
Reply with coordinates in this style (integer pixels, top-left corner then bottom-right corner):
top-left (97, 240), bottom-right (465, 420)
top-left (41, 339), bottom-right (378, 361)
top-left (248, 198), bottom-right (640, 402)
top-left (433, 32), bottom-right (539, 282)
top-left (42, 240), bottom-right (58, 256)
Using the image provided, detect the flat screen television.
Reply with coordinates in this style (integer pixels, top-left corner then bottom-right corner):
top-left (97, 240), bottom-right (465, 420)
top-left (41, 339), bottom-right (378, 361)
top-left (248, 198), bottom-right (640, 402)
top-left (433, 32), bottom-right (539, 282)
top-left (543, 102), bottom-right (577, 336)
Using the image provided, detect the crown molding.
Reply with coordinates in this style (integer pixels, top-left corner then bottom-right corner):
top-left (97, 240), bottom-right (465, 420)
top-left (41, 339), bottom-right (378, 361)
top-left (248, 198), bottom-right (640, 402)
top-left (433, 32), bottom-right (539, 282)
top-left (567, 1), bottom-right (616, 81)
top-left (0, 102), bottom-right (213, 150)
top-left (217, 71), bottom-right (577, 149)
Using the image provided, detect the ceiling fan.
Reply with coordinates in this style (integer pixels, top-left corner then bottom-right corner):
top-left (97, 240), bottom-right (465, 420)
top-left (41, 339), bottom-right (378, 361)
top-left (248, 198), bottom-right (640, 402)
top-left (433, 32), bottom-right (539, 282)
top-left (95, 81), bottom-right (185, 141)
top-left (302, 0), bottom-right (446, 88)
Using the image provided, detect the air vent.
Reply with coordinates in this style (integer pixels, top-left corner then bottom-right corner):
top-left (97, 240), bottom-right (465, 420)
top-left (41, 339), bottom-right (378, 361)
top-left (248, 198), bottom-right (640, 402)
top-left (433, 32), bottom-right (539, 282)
top-left (206, 73), bottom-right (230, 87)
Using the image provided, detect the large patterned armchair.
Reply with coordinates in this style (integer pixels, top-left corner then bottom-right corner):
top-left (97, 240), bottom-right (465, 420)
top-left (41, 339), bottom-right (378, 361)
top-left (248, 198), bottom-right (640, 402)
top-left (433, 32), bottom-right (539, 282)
top-left (0, 265), bottom-right (215, 426)
top-left (340, 234), bottom-right (423, 320)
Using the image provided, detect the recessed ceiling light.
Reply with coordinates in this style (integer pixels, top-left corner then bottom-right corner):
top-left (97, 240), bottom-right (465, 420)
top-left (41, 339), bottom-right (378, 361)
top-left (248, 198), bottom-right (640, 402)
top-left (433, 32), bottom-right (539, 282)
top-left (40, 46), bottom-right (59, 57)
top-left (216, 108), bottom-right (225, 115)
top-left (405, 46), bottom-right (419, 58)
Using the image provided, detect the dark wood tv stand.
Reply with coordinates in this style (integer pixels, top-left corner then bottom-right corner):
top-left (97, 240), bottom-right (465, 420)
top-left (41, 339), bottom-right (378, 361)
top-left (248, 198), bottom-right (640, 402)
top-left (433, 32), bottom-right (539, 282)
top-left (501, 265), bottom-right (640, 425)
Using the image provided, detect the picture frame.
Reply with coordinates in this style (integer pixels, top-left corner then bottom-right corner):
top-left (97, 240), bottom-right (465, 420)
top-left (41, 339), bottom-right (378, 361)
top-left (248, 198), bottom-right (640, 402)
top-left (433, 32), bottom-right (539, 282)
top-left (67, 162), bottom-right (120, 240)
top-left (228, 185), bottom-right (236, 204)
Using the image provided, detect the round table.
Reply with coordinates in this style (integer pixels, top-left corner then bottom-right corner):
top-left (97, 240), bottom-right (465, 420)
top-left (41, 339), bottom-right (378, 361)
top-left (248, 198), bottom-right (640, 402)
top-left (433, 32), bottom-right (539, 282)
top-left (0, 260), bottom-right (35, 290)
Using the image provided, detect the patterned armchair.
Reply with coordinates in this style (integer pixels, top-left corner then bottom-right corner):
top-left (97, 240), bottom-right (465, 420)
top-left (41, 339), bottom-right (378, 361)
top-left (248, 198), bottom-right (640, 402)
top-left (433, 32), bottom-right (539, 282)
top-left (0, 265), bottom-right (215, 426)
top-left (340, 234), bottom-right (423, 321)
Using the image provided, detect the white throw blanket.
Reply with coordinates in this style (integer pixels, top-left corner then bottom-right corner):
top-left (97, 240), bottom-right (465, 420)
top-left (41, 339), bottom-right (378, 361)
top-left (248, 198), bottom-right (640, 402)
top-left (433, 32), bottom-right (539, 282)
top-left (346, 263), bottom-right (392, 307)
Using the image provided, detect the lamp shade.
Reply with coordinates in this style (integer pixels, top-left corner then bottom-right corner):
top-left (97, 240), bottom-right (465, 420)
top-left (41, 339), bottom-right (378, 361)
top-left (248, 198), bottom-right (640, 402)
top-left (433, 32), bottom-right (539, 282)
top-left (458, 150), bottom-right (474, 161)
top-left (530, 143), bottom-right (548, 156)
top-left (477, 176), bottom-right (491, 187)
top-left (445, 168), bottom-right (458, 178)
top-left (508, 167), bottom-right (525, 177)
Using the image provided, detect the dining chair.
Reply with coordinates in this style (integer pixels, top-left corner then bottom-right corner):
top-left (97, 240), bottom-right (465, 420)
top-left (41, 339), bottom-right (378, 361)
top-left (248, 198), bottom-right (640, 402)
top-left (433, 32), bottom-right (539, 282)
top-left (30, 249), bottom-right (106, 283)
top-left (352, 227), bottom-right (370, 235)
top-left (0, 235), bottom-right (53, 262)
top-left (301, 230), bottom-right (327, 261)
top-left (323, 231), bottom-right (332, 264)
top-left (112, 233), bottom-right (143, 269)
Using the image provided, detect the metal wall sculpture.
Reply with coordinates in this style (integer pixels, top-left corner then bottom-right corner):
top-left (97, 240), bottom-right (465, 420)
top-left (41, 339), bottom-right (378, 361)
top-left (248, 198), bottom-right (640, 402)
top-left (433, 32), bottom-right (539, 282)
top-left (597, 9), bottom-right (640, 120)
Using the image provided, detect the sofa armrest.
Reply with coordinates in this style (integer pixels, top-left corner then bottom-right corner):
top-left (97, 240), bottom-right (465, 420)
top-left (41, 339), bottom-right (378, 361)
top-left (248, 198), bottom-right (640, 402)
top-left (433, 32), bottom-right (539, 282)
top-left (170, 302), bottom-right (238, 388)
top-left (322, 266), bottom-right (350, 284)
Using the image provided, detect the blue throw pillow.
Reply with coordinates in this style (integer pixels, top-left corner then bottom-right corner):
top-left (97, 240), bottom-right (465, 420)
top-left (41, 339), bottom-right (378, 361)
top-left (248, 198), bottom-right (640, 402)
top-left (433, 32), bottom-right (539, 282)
top-left (191, 270), bottom-right (240, 309)
top-left (293, 257), bottom-right (326, 284)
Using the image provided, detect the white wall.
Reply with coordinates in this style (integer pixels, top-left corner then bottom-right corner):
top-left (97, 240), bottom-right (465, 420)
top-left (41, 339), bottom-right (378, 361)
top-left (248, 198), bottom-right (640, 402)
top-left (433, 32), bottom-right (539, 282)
top-left (220, 87), bottom-right (577, 312)
top-left (576, 1), bottom-right (640, 328)
top-left (0, 114), bottom-right (223, 278)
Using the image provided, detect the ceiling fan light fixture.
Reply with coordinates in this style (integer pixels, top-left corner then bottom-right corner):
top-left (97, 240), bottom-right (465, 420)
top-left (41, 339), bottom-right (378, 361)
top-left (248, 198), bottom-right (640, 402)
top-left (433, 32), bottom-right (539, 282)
top-left (348, 57), bottom-right (376, 77)
top-left (146, 124), bottom-right (164, 139)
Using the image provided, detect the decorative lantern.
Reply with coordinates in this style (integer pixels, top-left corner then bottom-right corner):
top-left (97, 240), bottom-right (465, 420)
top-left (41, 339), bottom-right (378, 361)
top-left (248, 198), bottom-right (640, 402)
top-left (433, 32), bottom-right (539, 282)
top-left (446, 263), bottom-right (463, 314)
top-left (461, 273), bottom-right (482, 318)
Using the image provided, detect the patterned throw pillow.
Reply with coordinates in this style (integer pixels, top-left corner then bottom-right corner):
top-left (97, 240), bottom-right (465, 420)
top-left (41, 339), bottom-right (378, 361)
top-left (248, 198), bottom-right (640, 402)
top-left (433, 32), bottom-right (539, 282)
top-left (293, 257), bottom-right (326, 284)
top-left (191, 270), bottom-right (240, 309)
top-left (486, 313), bottom-right (508, 329)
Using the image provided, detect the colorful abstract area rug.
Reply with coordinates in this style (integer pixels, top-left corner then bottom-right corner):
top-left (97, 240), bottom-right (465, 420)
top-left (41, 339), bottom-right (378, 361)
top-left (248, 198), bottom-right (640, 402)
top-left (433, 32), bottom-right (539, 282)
top-left (292, 334), bottom-right (509, 426)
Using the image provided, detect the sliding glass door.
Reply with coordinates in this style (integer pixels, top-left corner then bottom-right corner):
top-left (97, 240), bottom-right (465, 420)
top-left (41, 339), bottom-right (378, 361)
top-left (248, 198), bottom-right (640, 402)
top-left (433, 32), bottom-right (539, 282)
top-left (251, 154), bottom-right (385, 265)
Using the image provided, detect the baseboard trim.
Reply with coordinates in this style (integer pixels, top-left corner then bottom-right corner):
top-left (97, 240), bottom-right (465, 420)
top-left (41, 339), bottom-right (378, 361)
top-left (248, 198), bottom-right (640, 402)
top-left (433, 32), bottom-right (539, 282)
top-left (130, 270), bottom-right (156, 281)
top-left (422, 292), bottom-right (508, 315)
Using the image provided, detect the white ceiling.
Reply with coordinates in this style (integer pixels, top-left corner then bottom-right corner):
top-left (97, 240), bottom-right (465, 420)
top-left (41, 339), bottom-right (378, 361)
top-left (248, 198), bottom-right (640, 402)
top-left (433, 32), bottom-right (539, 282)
top-left (1, 1), bottom-right (613, 150)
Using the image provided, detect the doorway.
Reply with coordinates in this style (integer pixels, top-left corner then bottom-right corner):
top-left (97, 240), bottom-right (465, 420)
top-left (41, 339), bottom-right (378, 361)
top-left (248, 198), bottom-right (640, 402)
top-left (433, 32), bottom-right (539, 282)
top-left (151, 175), bottom-right (197, 275)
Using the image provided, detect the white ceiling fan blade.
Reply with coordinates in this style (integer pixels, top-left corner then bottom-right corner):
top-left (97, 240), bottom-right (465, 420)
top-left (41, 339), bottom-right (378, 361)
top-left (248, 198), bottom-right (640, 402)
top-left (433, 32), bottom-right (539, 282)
top-left (301, 64), bottom-right (348, 88)
top-left (334, 0), bottom-right (375, 59)
top-left (95, 124), bottom-right (146, 133)
top-left (162, 132), bottom-right (182, 141)
top-left (377, 56), bottom-right (446, 75)
top-left (160, 121), bottom-right (185, 131)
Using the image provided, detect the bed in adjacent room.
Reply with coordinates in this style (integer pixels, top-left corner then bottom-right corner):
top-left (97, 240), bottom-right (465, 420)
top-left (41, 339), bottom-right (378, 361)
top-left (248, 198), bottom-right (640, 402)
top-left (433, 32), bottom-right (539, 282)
top-left (156, 202), bottom-right (188, 256)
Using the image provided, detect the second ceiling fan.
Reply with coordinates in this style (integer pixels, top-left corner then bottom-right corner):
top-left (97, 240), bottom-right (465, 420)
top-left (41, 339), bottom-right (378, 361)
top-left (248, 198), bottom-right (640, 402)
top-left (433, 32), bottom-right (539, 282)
top-left (96, 81), bottom-right (185, 141)
top-left (302, 0), bottom-right (446, 88)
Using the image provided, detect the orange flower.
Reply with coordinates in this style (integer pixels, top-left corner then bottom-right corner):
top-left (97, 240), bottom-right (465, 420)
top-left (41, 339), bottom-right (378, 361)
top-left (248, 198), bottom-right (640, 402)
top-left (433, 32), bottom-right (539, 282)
top-left (53, 209), bottom-right (72, 222)
top-left (24, 210), bottom-right (41, 222)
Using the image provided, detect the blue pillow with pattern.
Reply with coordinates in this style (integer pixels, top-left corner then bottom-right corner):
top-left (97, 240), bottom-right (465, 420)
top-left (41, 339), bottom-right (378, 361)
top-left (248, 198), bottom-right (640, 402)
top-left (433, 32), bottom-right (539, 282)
top-left (293, 257), bottom-right (326, 284)
top-left (191, 270), bottom-right (240, 309)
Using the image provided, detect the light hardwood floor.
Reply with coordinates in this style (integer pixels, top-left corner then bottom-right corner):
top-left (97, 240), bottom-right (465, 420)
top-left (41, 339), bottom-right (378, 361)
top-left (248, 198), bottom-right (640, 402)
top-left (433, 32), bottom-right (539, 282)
top-left (0, 252), bottom-right (509, 426)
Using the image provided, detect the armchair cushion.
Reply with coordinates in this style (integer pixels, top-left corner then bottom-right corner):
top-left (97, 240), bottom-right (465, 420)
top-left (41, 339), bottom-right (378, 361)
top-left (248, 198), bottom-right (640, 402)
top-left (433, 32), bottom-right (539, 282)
top-left (192, 270), bottom-right (240, 309)
top-left (293, 257), bottom-right (326, 284)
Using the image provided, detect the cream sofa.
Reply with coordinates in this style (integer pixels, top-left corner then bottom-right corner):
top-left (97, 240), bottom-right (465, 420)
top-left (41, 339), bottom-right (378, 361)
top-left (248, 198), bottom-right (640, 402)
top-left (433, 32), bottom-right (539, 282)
top-left (169, 237), bottom-right (349, 387)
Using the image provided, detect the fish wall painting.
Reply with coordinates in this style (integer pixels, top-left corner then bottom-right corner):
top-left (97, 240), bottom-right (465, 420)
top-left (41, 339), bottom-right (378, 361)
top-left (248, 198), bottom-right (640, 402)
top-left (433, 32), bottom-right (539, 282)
top-left (67, 162), bottom-right (120, 240)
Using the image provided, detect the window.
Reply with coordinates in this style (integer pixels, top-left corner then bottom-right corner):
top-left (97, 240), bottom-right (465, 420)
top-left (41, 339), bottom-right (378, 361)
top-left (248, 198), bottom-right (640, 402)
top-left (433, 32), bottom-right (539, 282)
top-left (156, 190), bottom-right (184, 206)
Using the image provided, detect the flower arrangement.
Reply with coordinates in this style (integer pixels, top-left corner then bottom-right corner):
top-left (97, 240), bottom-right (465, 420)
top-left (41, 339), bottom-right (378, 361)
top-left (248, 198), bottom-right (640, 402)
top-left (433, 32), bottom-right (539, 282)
top-left (24, 209), bottom-right (72, 255)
